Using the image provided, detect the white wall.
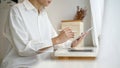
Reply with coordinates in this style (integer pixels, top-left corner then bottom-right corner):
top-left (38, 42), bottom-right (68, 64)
top-left (46, 0), bottom-right (91, 30)
top-left (46, 0), bottom-right (93, 46)
top-left (0, 7), bottom-right (10, 65)
top-left (0, 0), bottom-right (17, 65)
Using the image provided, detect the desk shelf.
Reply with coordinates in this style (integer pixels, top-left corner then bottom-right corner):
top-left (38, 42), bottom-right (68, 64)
top-left (54, 20), bottom-right (99, 58)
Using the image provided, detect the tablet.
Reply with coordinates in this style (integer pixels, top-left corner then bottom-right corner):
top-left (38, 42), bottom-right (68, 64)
top-left (76, 27), bottom-right (93, 40)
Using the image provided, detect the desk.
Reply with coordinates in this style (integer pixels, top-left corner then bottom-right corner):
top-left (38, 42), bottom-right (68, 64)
top-left (33, 34), bottom-right (120, 68)
top-left (32, 24), bottom-right (120, 68)
top-left (33, 41), bottom-right (120, 68)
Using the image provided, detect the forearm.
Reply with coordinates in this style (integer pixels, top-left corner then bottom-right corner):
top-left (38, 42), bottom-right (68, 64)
top-left (37, 37), bottom-right (61, 54)
top-left (37, 46), bottom-right (53, 54)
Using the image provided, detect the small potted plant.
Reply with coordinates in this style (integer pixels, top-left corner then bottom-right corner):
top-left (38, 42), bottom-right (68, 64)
top-left (74, 6), bottom-right (87, 21)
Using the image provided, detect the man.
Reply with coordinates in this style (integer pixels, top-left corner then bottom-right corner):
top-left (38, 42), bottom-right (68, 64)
top-left (1, 0), bottom-right (87, 68)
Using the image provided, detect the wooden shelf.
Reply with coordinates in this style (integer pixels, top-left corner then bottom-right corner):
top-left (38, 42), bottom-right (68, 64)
top-left (61, 20), bottom-right (82, 22)
top-left (53, 57), bottom-right (96, 60)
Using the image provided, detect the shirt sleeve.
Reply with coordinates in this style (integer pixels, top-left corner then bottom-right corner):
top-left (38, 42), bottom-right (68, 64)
top-left (9, 6), bottom-right (53, 57)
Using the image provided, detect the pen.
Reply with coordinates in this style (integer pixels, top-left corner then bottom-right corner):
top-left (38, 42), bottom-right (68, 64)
top-left (58, 29), bottom-right (77, 32)
top-left (86, 27), bottom-right (93, 33)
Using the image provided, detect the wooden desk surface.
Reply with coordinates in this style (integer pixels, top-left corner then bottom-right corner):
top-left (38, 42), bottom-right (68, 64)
top-left (54, 57), bottom-right (96, 60)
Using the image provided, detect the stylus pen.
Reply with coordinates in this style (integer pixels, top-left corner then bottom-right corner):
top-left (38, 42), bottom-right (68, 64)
top-left (58, 29), bottom-right (77, 32)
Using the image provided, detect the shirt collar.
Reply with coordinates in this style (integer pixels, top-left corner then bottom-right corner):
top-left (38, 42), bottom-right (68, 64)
top-left (23, 0), bottom-right (45, 14)
top-left (23, 0), bottom-right (36, 10)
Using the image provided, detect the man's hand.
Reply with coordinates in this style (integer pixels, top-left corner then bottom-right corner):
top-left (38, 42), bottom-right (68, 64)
top-left (52, 27), bottom-right (74, 45)
top-left (71, 32), bottom-right (89, 48)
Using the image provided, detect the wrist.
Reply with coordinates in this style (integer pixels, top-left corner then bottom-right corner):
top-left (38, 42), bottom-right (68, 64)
top-left (55, 36), bottom-right (61, 44)
top-left (52, 36), bottom-right (61, 45)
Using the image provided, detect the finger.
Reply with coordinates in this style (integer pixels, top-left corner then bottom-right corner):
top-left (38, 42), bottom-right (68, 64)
top-left (66, 33), bottom-right (74, 38)
top-left (77, 37), bottom-right (83, 42)
top-left (63, 29), bottom-right (72, 34)
top-left (64, 29), bottom-right (74, 34)
top-left (77, 33), bottom-right (86, 41)
top-left (61, 27), bottom-right (70, 32)
top-left (65, 29), bottom-right (72, 33)
top-left (66, 31), bottom-right (74, 35)
top-left (69, 35), bottom-right (74, 38)
top-left (65, 30), bottom-right (73, 33)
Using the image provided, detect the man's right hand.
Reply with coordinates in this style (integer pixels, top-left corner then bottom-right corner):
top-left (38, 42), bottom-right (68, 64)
top-left (52, 27), bottom-right (74, 45)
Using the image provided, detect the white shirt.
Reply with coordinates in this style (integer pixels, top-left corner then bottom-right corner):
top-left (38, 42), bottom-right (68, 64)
top-left (1, 0), bottom-right (71, 68)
